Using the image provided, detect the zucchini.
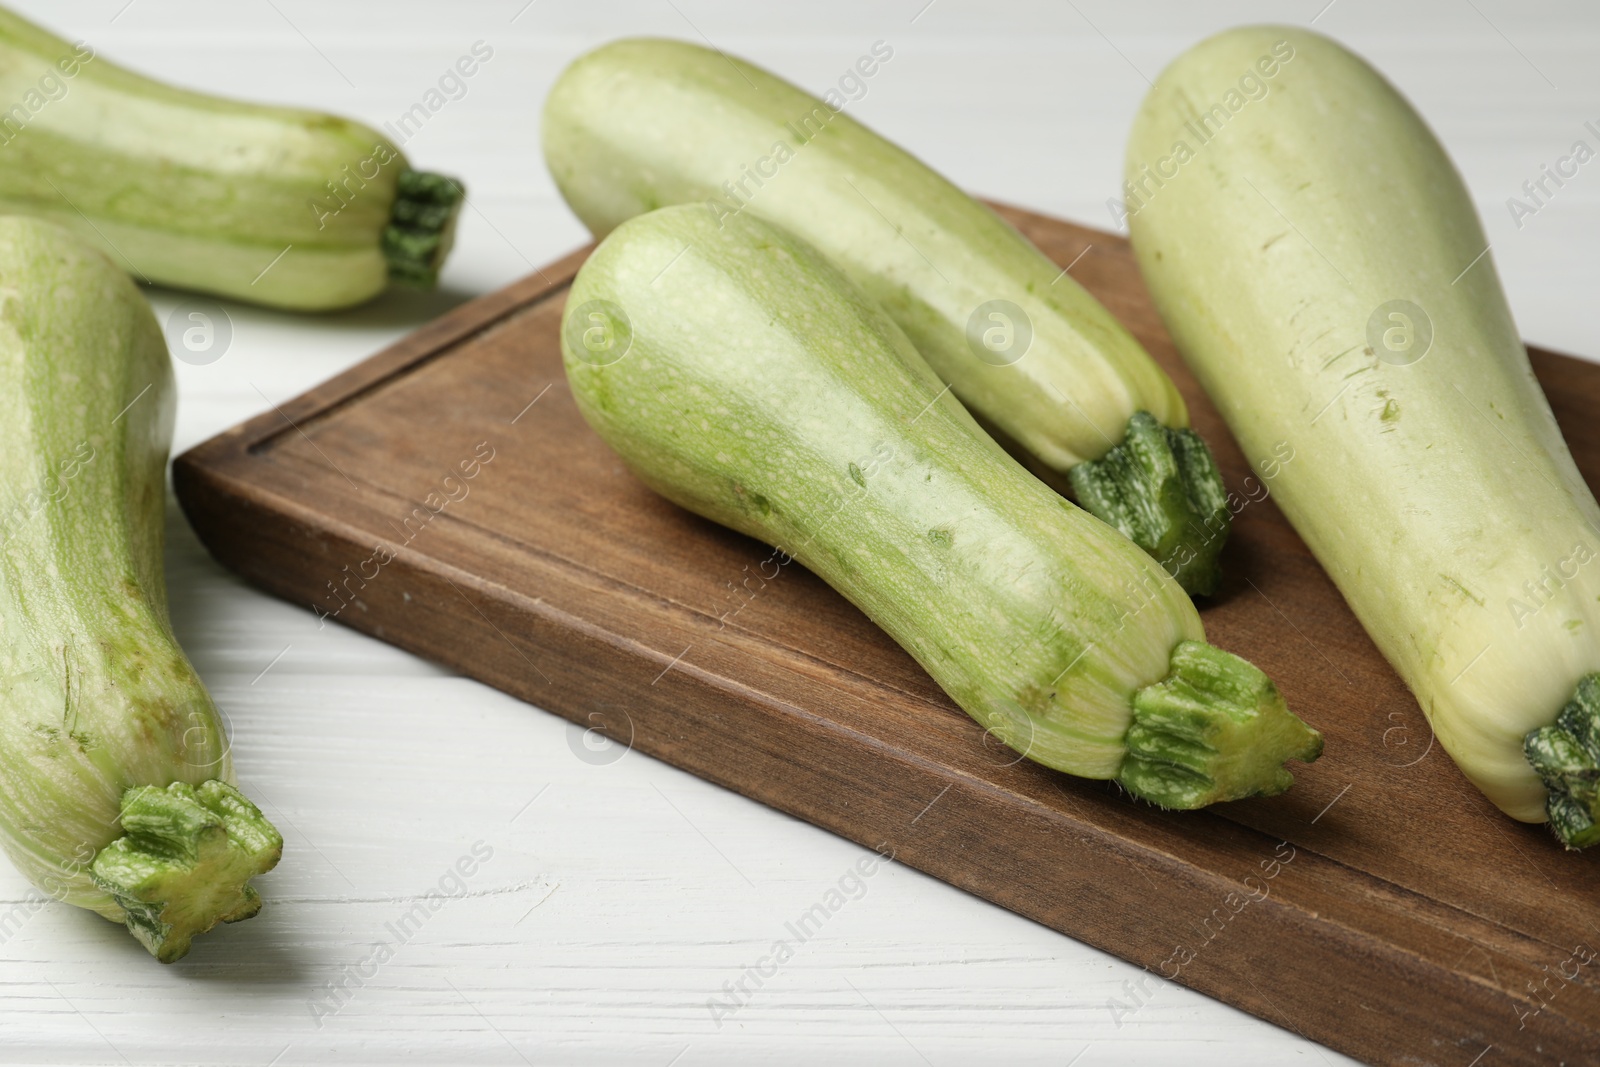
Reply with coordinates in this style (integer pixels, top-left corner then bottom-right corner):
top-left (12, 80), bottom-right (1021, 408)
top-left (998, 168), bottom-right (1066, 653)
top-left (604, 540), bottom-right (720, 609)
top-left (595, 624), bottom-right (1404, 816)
top-left (1127, 27), bottom-right (1600, 844)
top-left (543, 38), bottom-right (1232, 595)
top-left (0, 217), bottom-right (279, 959)
top-left (561, 204), bottom-right (1322, 807)
top-left (0, 7), bottom-right (462, 311)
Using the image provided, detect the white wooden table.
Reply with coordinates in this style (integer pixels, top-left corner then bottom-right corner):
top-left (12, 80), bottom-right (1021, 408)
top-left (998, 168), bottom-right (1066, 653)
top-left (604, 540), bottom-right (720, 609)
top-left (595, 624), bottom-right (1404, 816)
top-left (1, 2), bottom-right (1595, 1063)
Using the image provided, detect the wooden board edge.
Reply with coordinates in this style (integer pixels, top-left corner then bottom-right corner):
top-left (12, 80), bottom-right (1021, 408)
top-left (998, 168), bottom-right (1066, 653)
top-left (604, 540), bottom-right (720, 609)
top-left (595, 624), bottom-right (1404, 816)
top-left (176, 245), bottom-right (592, 474)
top-left (167, 211), bottom-right (1600, 1065)
top-left (170, 449), bottom-right (1596, 1067)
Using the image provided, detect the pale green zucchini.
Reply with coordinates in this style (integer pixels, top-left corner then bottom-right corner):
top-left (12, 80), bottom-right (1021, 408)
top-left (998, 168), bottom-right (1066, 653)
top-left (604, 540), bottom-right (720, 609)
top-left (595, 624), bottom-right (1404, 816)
top-left (0, 218), bottom-right (279, 959)
top-left (1127, 26), bottom-right (1600, 845)
top-left (543, 38), bottom-right (1232, 595)
top-left (0, 7), bottom-right (462, 310)
top-left (561, 204), bottom-right (1321, 807)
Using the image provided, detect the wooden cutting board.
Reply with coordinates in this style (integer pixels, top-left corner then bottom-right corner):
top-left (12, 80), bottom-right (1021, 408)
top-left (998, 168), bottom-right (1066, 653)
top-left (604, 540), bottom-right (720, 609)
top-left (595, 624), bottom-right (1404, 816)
top-left (173, 205), bottom-right (1600, 1066)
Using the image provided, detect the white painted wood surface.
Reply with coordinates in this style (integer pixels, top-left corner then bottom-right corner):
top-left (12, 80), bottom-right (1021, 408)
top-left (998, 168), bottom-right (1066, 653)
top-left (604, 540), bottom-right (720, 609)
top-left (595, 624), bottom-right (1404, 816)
top-left (1, 2), bottom-right (1596, 1063)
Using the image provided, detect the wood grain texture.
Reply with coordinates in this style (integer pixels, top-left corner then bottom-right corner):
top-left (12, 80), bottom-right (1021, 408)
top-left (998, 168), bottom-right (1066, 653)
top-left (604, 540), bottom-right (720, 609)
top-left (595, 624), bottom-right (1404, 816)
top-left (172, 206), bottom-right (1600, 1067)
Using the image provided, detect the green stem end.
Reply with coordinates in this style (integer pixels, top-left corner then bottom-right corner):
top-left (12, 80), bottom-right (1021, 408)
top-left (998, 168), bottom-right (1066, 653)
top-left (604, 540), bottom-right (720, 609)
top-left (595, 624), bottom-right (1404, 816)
top-left (1069, 412), bottom-right (1231, 598)
top-left (90, 780), bottom-right (283, 963)
top-left (1117, 640), bottom-right (1323, 809)
top-left (383, 169), bottom-right (465, 289)
top-left (1524, 673), bottom-right (1600, 849)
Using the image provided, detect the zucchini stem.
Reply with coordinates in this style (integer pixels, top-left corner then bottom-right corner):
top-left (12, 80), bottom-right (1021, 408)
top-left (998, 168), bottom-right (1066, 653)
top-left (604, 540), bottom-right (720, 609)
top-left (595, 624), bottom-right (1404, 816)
top-left (90, 780), bottom-right (282, 962)
top-left (1068, 412), bottom-right (1231, 597)
top-left (1117, 640), bottom-right (1324, 809)
top-left (382, 169), bottom-right (465, 288)
top-left (1524, 674), bottom-right (1600, 849)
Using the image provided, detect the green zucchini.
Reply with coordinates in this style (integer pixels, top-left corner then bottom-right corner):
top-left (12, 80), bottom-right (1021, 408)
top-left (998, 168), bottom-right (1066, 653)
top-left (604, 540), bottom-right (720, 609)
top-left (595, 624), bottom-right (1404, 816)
top-left (1127, 26), bottom-right (1600, 845)
top-left (561, 204), bottom-right (1322, 807)
top-left (543, 38), bottom-right (1231, 596)
top-left (0, 7), bottom-right (462, 311)
top-left (0, 217), bottom-right (279, 959)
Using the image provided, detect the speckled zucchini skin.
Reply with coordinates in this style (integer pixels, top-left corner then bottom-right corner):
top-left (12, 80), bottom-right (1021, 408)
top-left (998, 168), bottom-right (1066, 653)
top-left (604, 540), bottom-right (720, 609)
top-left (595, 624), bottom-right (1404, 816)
top-left (0, 218), bottom-right (275, 947)
top-left (544, 37), bottom-right (1185, 474)
top-left (1127, 26), bottom-right (1600, 824)
top-left (0, 9), bottom-right (461, 309)
top-left (563, 204), bottom-right (1219, 783)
